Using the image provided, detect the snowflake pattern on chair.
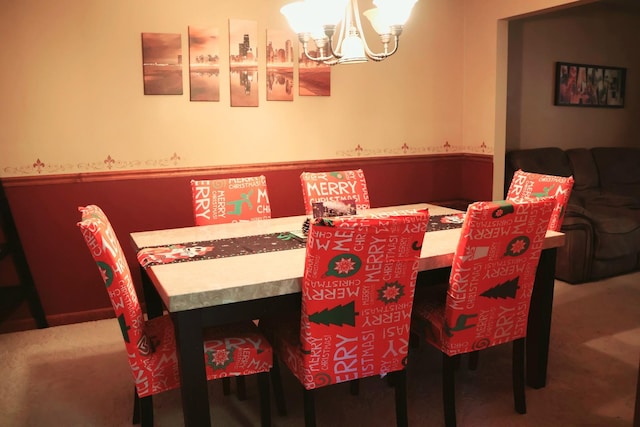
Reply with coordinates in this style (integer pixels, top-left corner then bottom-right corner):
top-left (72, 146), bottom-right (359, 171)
top-left (265, 212), bottom-right (430, 390)
top-left (412, 199), bottom-right (555, 356)
top-left (77, 205), bottom-right (273, 399)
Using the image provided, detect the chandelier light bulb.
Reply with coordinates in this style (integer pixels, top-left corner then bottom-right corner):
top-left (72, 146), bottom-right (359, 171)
top-left (282, 0), bottom-right (418, 65)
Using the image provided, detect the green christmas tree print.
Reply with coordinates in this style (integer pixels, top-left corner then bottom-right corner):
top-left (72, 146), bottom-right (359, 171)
top-left (377, 281), bottom-right (405, 304)
top-left (481, 277), bottom-right (520, 299)
top-left (309, 301), bottom-right (358, 327)
top-left (117, 313), bottom-right (131, 343)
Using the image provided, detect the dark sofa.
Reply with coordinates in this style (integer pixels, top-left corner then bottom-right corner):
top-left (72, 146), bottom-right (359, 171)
top-left (505, 147), bottom-right (640, 284)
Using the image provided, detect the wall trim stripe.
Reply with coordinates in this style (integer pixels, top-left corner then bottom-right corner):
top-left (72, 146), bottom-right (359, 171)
top-left (1, 153), bottom-right (492, 187)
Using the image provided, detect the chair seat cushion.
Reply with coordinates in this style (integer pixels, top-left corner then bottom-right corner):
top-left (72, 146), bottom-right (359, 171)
top-left (260, 312), bottom-right (319, 389)
top-left (202, 321), bottom-right (273, 377)
top-left (134, 316), bottom-right (273, 398)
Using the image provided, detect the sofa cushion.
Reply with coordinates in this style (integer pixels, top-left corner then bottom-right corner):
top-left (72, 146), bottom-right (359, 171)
top-left (591, 147), bottom-right (640, 197)
top-left (506, 147), bottom-right (573, 177)
top-left (582, 205), bottom-right (640, 259)
top-left (566, 148), bottom-right (600, 191)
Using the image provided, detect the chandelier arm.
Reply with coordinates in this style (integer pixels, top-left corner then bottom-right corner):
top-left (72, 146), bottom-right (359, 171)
top-left (349, 0), bottom-right (397, 61)
top-left (298, 35), bottom-right (336, 62)
top-left (367, 36), bottom-right (400, 61)
top-left (303, 42), bottom-right (336, 62)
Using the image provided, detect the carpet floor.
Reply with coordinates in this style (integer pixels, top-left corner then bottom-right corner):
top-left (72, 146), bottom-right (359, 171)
top-left (1, 272), bottom-right (638, 426)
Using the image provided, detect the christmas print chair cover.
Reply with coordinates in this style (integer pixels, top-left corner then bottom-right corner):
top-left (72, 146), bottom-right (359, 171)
top-left (191, 175), bottom-right (271, 225)
top-left (506, 170), bottom-right (574, 231)
top-left (412, 198), bottom-right (554, 357)
top-left (300, 169), bottom-right (370, 216)
top-left (77, 205), bottom-right (272, 398)
top-left (271, 211), bottom-right (429, 390)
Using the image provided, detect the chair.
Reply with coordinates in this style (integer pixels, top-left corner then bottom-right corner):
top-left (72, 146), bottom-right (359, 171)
top-left (190, 175), bottom-right (276, 400)
top-left (506, 169), bottom-right (574, 231)
top-left (299, 169), bottom-right (370, 216)
top-left (262, 211), bottom-right (430, 427)
top-left (77, 204), bottom-right (274, 427)
top-left (411, 198), bottom-right (555, 427)
top-left (190, 175), bottom-right (271, 225)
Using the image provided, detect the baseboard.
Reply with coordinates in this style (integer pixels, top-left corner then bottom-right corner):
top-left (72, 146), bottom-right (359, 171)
top-left (0, 307), bottom-right (115, 334)
top-left (430, 199), bottom-right (472, 211)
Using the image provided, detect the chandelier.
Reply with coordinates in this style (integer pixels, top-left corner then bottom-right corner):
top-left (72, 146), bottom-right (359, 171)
top-left (281, 0), bottom-right (418, 65)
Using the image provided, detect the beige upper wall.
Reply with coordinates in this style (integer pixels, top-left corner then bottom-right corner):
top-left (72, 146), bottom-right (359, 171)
top-left (507, 2), bottom-right (640, 152)
top-left (0, 0), bottom-right (584, 181)
top-left (462, 0), bottom-right (586, 198)
top-left (1, 0), bottom-right (468, 177)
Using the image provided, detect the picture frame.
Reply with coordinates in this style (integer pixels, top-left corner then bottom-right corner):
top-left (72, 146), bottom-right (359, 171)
top-left (554, 62), bottom-right (625, 108)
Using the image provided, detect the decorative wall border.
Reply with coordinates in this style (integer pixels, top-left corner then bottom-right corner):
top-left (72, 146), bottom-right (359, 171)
top-left (2, 153), bottom-right (492, 187)
top-left (1, 142), bottom-right (492, 178)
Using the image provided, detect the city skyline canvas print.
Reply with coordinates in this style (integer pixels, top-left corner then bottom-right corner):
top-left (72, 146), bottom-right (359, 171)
top-left (266, 29), bottom-right (294, 101)
top-left (188, 27), bottom-right (220, 102)
top-left (229, 19), bottom-right (258, 107)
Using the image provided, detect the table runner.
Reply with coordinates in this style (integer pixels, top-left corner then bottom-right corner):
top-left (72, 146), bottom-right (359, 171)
top-left (137, 213), bottom-right (465, 268)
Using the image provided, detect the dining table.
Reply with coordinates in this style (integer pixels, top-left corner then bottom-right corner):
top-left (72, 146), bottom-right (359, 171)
top-left (130, 203), bottom-right (565, 427)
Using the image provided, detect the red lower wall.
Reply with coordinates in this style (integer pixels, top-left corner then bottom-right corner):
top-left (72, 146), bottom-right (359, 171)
top-left (2, 154), bottom-right (492, 329)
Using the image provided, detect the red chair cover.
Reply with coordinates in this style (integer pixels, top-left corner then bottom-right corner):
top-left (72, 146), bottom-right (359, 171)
top-left (300, 169), bottom-right (370, 216)
top-left (77, 205), bottom-right (272, 398)
top-left (191, 175), bottom-right (271, 225)
top-left (266, 212), bottom-right (429, 390)
top-left (412, 198), bottom-right (555, 356)
top-left (506, 170), bottom-right (574, 231)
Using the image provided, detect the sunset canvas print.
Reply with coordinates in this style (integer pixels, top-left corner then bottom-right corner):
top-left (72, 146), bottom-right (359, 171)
top-left (188, 27), bottom-right (220, 102)
top-left (298, 39), bottom-right (330, 96)
top-left (141, 33), bottom-right (183, 95)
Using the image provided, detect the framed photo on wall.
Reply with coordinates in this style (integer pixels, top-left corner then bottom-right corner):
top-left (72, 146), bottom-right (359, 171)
top-left (554, 61), bottom-right (626, 108)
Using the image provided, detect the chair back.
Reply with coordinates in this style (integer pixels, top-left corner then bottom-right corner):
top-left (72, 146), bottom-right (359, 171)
top-left (298, 212), bottom-right (429, 388)
top-left (437, 198), bottom-right (554, 356)
top-left (300, 169), bottom-right (370, 216)
top-left (506, 170), bottom-right (574, 231)
top-left (77, 205), bottom-right (152, 359)
top-left (191, 175), bottom-right (271, 225)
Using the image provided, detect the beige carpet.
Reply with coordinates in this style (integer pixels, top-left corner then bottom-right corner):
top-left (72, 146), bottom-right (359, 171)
top-left (1, 272), bottom-right (638, 427)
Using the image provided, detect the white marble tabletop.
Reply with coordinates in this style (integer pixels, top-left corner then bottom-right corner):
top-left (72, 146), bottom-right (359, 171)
top-left (130, 203), bottom-right (565, 312)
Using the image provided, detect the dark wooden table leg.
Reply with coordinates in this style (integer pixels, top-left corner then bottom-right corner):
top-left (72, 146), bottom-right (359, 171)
top-left (140, 267), bottom-right (164, 319)
top-left (173, 309), bottom-right (211, 427)
top-left (633, 356), bottom-right (639, 427)
top-left (526, 248), bottom-right (557, 389)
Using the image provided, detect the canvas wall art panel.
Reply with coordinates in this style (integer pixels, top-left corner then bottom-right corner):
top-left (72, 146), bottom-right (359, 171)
top-left (141, 33), bottom-right (183, 95)
top-left (266, 29), bottom-right (294, 101)
top-left (188, 27), bottom-right (220, 102)
top-left (229, 19), bottom-right (258, 107)
top-left (298, 39), bottom-right (330, 97)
